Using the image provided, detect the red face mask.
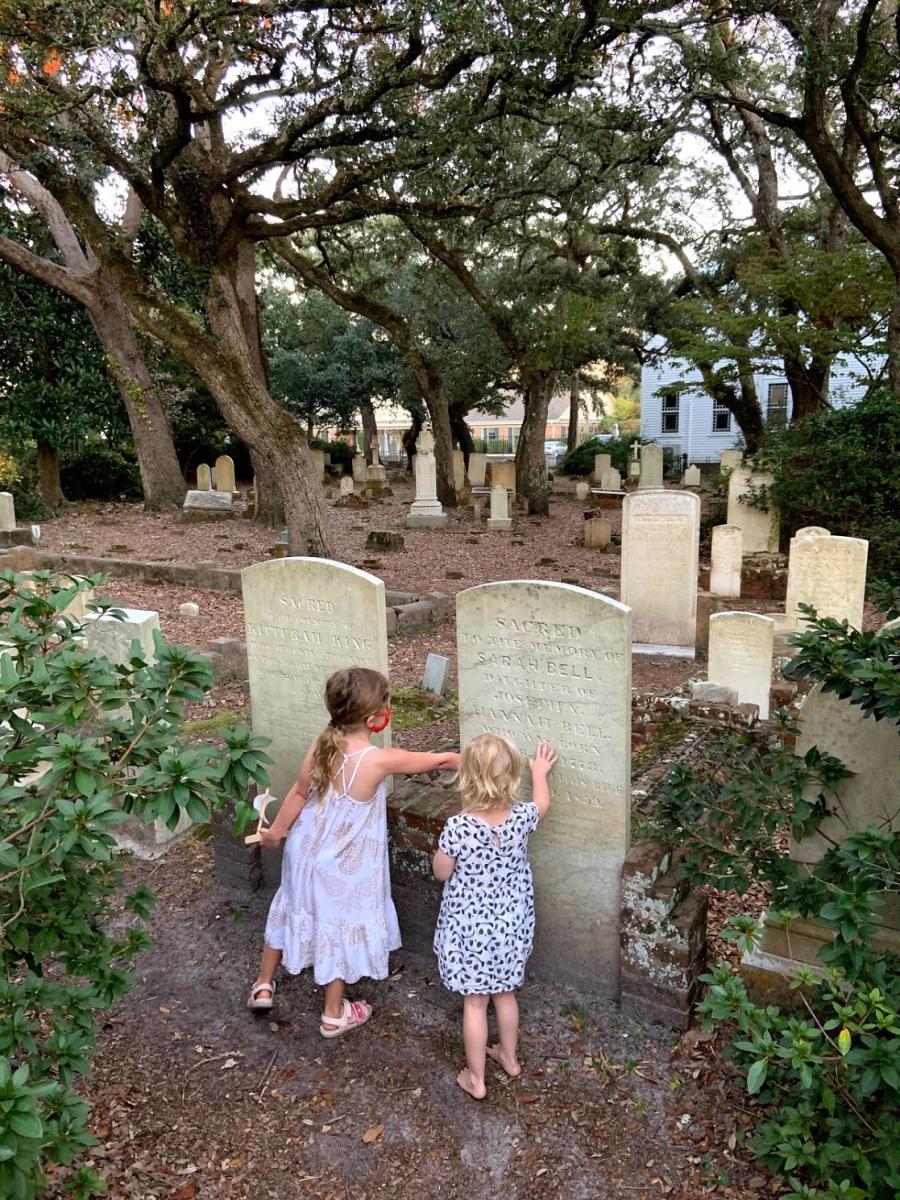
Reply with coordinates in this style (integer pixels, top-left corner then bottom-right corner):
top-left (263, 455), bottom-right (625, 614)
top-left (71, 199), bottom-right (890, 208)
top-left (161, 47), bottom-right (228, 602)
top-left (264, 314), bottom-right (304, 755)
top-left (367, 707), bottom-right (391, 734)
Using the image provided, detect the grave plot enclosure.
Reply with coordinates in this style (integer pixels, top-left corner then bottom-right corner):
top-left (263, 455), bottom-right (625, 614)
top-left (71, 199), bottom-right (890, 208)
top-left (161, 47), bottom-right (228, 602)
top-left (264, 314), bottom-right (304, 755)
top-left (456, 581), bottom-right (632, 994)
top-left (242, 558), bottom-right (389, 800)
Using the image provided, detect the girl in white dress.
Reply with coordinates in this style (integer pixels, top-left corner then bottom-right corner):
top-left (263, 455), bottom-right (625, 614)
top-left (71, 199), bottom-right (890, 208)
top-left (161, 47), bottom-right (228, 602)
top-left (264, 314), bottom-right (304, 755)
top-left (433, 735), bottom-right (557, 1098)
top-left (247, 667), bottom-right (460, 1037)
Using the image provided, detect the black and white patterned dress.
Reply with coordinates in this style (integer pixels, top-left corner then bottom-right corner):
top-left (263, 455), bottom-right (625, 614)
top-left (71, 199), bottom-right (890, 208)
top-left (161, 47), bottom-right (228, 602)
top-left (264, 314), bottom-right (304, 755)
top-left (433, 802), bottom-right (540, 995)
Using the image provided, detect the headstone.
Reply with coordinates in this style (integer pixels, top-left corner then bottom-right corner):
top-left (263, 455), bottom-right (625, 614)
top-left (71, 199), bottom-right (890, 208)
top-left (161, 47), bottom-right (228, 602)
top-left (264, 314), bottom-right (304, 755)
top-left (309, 448), bottom-right (326, 482)
top-left (83, 608), bottom-right (160, 664)
top-left (628, 458), bottom-right (640, 482)
top-left (638, 443), bottom-right (664, 489)
top-left (683, 464), bottom-right (701, 488)
top-left (366, 530), bottom-right (404, 551)
top-left (178, 601), bottom-right (200, 618)
top-left (339, 475), bottom-right (355, 497)
top-left (371, 444), bottom-right (381, 466)
top-left (583, 516), bottom-right (611, 549)
top-left (490, 461), bottom-right (516, 496)
top-left (599, 466), bottom-right (621, 492)
top-left (726, 467), bottom-right (779, 554)
top-left (784, 533), bottom-right (868, 631)
top-left (352, 454), bottom-right (367, 484)
top-left (406, 428), bottom-right (447, 529)
top-left (594, 453), bottom-right (612, 479)
top-left (196, 464), bottom-right (212, 491)
top-left (214, 454), bottom-right (236, 494)
top-left (181, 490), bottom-right (234, 520)
top-left (468, 453), bottom-right (487, 486)
top-left (575, 481), bottom-right (590, 501)
top-left (242, 558), bottom-right (389, 799)
top-left (720, 449), bottom-right (743, 471)
top-left (710, 525), bottom-right (743, 598)
top-left (0, 492), bottom-right (15, 532)
top-left (707, 612), bottom-right (775, 719)
top-left (453, 449), bottom-right (466, 492)
top-left (421, 652), bottom-right (450, 695)
top-left (621, 490), bottom-right (700, 654)
top-left (456, 581), bottom-right (631, 993)
top-left (487, 484), bottom-right (512, 531)
top-left (794, 526), bottom-right (831, 541)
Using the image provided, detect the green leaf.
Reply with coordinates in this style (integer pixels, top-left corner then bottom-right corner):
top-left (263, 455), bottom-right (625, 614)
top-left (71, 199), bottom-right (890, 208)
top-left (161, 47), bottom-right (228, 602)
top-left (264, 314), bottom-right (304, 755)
top-left (746, 1060), bottom-right (768, 1094)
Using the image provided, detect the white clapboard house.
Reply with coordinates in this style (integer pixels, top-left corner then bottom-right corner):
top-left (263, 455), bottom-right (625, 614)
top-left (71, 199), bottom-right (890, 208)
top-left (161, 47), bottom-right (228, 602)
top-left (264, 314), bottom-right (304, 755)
top-left (640, 341), bottom-right (880, 463)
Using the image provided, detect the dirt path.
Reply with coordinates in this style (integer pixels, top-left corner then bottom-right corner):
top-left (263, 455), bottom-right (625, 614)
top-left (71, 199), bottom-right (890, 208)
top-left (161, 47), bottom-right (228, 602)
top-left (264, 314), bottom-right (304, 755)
top-left (48, 840), bottom-right (769, 1200)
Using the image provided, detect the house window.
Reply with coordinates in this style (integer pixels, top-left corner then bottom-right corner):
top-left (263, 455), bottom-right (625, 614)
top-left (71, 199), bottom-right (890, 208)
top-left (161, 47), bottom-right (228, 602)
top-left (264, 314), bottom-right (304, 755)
top-left (661, 391), bottom-right (679, 433)
top-left (712, 399), bottom-right (732, 433)
top-left (767, 383), bottom-right (789, 429)
top-left (487, 427), bottom-right (498, 441)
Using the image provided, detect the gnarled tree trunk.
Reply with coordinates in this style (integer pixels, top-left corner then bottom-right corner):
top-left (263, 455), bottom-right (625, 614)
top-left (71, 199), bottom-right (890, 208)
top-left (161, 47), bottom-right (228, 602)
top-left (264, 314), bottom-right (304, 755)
top-left (359, 396), bottom-right (378, 463)
top-left (516, 373), bottom-right (555, 515)
top-left (250, 448), bottom-right (285, 528)
top-left (88, 278), bottom-right (186, 511)
top-left (36, 440), bottom-right (65, 510)
top-left (449, 400), bottom-right (475, 471)
top-left (566, 371), bottom-right (580, 452)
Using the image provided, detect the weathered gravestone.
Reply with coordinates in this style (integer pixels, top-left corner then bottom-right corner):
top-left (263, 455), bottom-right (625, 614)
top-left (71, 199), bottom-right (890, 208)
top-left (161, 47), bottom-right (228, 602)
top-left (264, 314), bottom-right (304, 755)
top-left (196, 463), bottom-right (212, 491)
top-left (339, 475), bottom-right (355, 497)
top-left (490, 461), bottom-right (516, 496)
top-left (710, 525), bottom-right (742, 598)
top-left (352, 454), bottom-right (367, 484)
top-left (621, 490), bottom-right (700, 654)
top-left (720, 449), bottom-right (743, 471)
top-left (593, 453), bottom-right (612, 479)
top-left (487, 484), bottom-right (512, 531)
top-left (638, 443), bottom-right (664, 489)
top-left (784, 532), bottom-right (868, 631)
top-left (453, 449), bottom-right (466, 492)
top-left (422, 652), bottom-right (450, 695)
top-left (182, 490), bottom-right (234, 521)
top-left (707, 611), bottom-right (774, 719)
top-left (683, 464), bottom-right (701, 488)
top-left (242, 558), bottom-right (389, 800)
top-left (456, 580), bottom-right (631, 993)
top-left (726, 467), bottom-right (779, 553)
top-left (309, 448), bottom-right (326, 482)
top-left (599, 466), bottom-right (621, 492)
top-left (575, 481), bottom-right (590, 501)
top-left (583, 516), bottom-right (612, 549)
top-left (745, 671), bottom-right (900, 983)
top-left (215, 454), bottom-right (236, 493)
top-left (468, 453), bottom-right (487, 487)
top-left (0, 492), bottom-right (15, 532)
top-left (406, 428), bottom-right (447, 529)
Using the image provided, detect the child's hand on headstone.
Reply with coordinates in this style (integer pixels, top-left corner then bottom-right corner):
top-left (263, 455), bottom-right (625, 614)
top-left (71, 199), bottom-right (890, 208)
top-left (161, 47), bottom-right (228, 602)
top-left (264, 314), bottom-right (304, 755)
top-left (529, 742), bottom-right (558, 778)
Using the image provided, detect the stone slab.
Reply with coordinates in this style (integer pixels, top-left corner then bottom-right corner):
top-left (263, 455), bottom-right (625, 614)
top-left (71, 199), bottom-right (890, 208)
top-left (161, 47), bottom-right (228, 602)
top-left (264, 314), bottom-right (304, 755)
top-left (707, 612), bottom-right (774, 718)
top-left (726, 467), bottom-right (779, 554)
top-left (422, 653), bottom-right (450, 695)
top-left (456, 580), bottom-right (631, 994)
top-left (621, 490), bottom-right (700, 650)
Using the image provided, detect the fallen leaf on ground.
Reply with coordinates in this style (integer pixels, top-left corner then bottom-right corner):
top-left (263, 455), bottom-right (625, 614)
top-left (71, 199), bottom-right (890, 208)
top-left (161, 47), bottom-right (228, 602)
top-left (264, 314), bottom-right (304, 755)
top-left (362, 1124), bottom-right (384, 1144)
top-left (518, 1093), bottom-right (538, 1104)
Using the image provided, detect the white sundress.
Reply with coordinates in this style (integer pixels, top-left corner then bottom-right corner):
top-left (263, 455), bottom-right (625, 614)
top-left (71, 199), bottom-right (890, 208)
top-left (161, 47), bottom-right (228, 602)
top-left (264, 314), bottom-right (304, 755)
top-left (433, 802), bottom-right (540, 995)
top-left (264, 747), bottom-right (401, 986)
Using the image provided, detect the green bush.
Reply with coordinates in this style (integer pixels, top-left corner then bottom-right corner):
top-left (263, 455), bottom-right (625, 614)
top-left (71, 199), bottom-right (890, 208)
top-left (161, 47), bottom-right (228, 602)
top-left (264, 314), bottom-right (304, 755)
top-left (0, 449), bottom-right (51, 522)
top-left (0, 572), bottom-right (271, 1197)
top-left (59, 440), bottom-right (142, 502)
top-left (556, 434), bottom-right (638, 476)
top-left (754, 387), bottom-right (900, 579)
top-left (652, 601), bottom-right (900, 1200)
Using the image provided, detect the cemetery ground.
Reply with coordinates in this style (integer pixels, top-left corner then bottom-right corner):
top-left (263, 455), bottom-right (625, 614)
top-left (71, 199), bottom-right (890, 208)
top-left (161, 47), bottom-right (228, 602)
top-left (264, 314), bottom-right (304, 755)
top-left (58, 837), bottom-right (769, 1200)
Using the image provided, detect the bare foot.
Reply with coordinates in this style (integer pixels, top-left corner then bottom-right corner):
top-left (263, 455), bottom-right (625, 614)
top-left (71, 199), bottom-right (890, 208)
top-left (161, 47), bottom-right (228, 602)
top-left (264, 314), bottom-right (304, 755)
top-left (486, 1045), bottom-right (521, 1077)
top-left (456, 1068), bottom-right (486, 1100)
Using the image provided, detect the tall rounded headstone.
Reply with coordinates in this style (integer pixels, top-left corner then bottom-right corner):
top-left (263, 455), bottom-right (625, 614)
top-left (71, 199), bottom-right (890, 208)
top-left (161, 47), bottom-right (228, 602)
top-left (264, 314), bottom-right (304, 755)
top-left (0, 492), bottom-right (15, 532)
top-left (726, 467), bottom-right (779, 553)
top-left (456, 581), bottom-right (631, 993)
top-left (707, 611), bottom-right (775, 718)
top-left (621, 490), bottom-right (700, 653)
top-left (196, 464), bottom-right (212, 492)
top-left (710, 525), bottom-right (742, 597)
top-left (241, 558), bottom-right (389, 799)
top-left (637, 443), bottom-right (664, 489)
top-left (785, 534), bottom-right (868, 631)
top-left (214, 454), bottom-right (236, 493)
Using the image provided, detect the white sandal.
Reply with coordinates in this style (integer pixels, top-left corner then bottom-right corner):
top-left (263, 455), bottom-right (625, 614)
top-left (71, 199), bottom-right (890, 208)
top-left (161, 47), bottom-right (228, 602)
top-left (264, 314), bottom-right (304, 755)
top-left (247, 979), bottom-right (276, 1011)
top-left (319, 998), bottom-right (372, 1039)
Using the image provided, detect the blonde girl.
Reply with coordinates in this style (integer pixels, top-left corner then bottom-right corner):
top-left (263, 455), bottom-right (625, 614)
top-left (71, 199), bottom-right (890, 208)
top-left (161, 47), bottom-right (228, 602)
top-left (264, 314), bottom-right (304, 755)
top-left (432, 735), bottom-right (557, 1098)
top-left (247, 667), bottom-right (460, 1037)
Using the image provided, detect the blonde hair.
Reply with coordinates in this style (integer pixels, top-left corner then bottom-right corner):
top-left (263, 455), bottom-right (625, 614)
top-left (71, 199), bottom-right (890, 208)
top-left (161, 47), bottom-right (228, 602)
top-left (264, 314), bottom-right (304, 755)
top-left (457, 733), bottom-right (523, 812)
top-left (310, 667), bottom-right (390, 799)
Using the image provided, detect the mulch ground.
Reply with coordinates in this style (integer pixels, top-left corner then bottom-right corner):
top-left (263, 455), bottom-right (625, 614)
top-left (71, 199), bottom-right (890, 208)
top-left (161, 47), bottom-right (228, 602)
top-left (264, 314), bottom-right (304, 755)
top-left (44, 839), bottom-right (775, 1200)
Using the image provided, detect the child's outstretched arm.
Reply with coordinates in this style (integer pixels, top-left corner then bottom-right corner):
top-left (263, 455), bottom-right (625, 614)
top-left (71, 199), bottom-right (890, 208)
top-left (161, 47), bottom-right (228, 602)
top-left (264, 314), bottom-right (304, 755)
top-left (260, 743), bottom-right (315, 846)
top-left (375, 747), bottom-right (461, 778)
top-left (529, 741), bottom-right (558, 819)
top-left (432, 848), bottom-right (456, 882)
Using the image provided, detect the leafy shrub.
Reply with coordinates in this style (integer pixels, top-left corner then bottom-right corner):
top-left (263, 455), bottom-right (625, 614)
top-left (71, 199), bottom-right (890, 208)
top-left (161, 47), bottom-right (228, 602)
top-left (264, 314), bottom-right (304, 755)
top-left (309, 436), bottom-right (353, 472)
top-left (59, 440), bottom-right (142, 501)
top-left (754, 387), bottom-right (900, 579)
top-left (0, 449), bottom-right (50, 522)
top-left (0, 450), bottom-right (21, 491)
top-left (0, 572), bottom-right (271, 1197)
top-left (653, 601), bottom-right (900, 1199)
top-left (556, 434), bottom-right (639, 476)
